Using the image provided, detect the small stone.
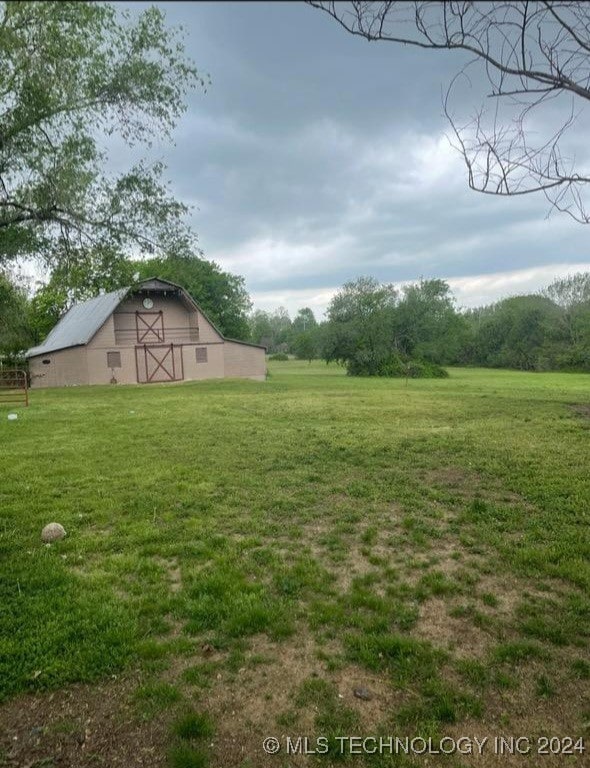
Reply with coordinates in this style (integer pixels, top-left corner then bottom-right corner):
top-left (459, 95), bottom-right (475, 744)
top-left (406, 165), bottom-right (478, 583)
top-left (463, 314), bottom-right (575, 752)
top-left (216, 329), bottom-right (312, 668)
top-left (41, 523), bottom-right (66, 543)
top-left (353, 686), bottom-right (373, 701)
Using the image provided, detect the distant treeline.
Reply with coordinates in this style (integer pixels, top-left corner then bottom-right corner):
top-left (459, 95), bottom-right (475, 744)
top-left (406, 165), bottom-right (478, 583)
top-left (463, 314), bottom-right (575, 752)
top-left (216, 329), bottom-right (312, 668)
top-left (250, 273), bottom-right (590, 375)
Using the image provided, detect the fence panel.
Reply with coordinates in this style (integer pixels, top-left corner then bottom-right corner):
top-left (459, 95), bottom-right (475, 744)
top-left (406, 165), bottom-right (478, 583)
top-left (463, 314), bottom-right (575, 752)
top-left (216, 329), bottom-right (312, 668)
top-left (0, 369), bottom-right (29, 407)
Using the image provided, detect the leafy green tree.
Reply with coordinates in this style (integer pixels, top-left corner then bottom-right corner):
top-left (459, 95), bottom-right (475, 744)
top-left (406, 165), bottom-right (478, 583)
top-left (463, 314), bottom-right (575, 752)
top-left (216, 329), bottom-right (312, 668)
top-left (394, 279), bottom-right (467, 363)
top-left (28, 283), bottom-right (68, 344)
top-left (249, 310), bottom-right (274, 350)
top-left (292, 307), bottom-right (317, 335)
top-left (0, 272), bottom-right (32, 359)
top-left (292, 329), bottom-right (320, 362)
top-left (543, 273), bottom-right (590, 367)
top-left (0, 1), bottom-right (205, 265)
top-left (324, 276), bottom-right (398, 374)
top-left (467, 295), bottom-right (564, 370)
top-left (248, 307), bottom-right (292, 352)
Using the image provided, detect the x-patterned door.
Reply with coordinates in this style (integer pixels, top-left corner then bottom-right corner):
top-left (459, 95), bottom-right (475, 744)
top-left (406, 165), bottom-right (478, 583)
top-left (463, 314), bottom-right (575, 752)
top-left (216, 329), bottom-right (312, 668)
top-left (135, 311), bottom-right (165, 343)
top-left (135, 344), bottom-right (182, 383)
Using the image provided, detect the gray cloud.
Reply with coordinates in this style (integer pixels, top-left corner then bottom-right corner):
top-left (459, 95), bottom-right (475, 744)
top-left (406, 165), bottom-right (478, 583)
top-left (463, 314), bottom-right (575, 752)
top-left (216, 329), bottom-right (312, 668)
top-left (134, 2), bottom-right (590, 315)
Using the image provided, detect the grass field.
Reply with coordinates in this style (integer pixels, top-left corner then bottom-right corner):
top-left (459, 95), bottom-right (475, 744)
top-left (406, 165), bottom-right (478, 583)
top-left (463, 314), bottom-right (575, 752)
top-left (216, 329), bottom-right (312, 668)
top-left (1, 362), bottom-right (589, 767)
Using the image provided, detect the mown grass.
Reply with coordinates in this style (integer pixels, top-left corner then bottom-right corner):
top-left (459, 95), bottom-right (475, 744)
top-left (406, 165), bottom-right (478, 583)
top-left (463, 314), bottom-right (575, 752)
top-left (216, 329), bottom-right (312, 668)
top-left (1, 362), bottom-right (589, 764)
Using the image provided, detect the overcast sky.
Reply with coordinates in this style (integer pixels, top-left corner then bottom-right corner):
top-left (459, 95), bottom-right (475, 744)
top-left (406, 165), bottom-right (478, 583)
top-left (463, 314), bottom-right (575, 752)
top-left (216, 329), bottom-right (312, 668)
top-left (141, 2), bottom-right (590, 318)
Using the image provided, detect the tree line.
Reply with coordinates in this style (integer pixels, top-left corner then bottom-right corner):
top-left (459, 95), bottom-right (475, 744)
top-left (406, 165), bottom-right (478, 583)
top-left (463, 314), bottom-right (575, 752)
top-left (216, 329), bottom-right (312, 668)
top-left (250, 273), bottom-right (590, 375)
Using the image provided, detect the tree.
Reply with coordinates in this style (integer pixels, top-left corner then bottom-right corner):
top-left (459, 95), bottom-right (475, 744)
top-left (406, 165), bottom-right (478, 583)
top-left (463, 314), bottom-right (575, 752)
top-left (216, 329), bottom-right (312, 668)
top-left (248, 307), bottom-right (292, 352)
top-left (308, 2), bottom-right (590, 222)
top-left (291, 308), bottom-right (320, 361)
top-left (465, 294), bottom-right (565, 370)
top-left (0, 271), bottom-right (32, 359)
top-left (28, 282), bottom-right (68, 344)
top-left (543, 272), bottom-right (590, 366)
top-left (324, 276), bottom-right (398, 374)
top-left (293, 329), bottom-right (320, 362)
top-left (394, 279), bottom-right (467, 363)
top-left (0, 2), bottom-right (206, 265)
top-left (292, 307), bottom-right (317, 335)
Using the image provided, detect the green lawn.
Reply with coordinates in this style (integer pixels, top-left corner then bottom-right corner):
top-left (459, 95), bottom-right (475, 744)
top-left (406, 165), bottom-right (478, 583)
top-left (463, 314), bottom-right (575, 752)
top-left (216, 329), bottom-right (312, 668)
top-left (1, 362), bottom-right (589, 767)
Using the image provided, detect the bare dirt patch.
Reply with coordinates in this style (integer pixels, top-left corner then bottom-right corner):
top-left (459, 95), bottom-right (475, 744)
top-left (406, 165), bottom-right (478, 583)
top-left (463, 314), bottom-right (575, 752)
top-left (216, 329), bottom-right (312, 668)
top-left (191, 631), bottom-right (408, 768)
top-left (446, 663), bottom-right (590, 768)
top-left (414, 597), bottom-right (492, 659)
top-left (0, 674), bottom-right (170, 768)
top-left (571, 403), bottom-right (590, 420)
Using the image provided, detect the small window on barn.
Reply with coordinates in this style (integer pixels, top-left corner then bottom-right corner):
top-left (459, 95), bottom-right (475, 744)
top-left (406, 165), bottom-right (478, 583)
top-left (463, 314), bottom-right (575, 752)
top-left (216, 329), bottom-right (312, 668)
top-left (42, 359), bottom-right (51, 365)
top-left (195, 347), bottom-right (208, 364)
top-left (107, 351), bottom-right (121, 368)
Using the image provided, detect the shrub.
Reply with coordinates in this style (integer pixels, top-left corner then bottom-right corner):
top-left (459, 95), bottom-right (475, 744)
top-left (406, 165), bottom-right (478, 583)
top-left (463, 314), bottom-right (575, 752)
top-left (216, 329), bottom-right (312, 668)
top-left (347, 353), bottom-right (448, 378)
top-left (268, 353), bottom-right (289, 361)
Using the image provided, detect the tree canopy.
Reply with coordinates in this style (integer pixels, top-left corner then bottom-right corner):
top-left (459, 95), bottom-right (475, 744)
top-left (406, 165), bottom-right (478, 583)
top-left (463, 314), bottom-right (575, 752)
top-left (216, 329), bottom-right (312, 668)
top-left (0, 1), bottom-right (205, 265)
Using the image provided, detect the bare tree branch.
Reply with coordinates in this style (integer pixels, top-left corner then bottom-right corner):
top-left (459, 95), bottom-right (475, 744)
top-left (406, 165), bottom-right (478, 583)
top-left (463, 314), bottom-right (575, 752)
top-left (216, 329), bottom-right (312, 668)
top-left (307, 1), bottom-right (590, 222)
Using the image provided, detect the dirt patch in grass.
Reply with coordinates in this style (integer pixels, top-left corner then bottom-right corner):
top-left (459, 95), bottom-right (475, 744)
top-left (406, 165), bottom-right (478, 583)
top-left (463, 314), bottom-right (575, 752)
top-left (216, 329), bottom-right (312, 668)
top-left (0, 674), bottom-right (170, 768)
top-left (174, 631), bottom-right (408, 768)
top-left (446, 662), bottom-right (590, 768)
top-left (414, 597), bottom-right (492, 659)
top-left (571, 403), bottom-right (590, 420)
top-left (421, 466), bottom-right (527, 505)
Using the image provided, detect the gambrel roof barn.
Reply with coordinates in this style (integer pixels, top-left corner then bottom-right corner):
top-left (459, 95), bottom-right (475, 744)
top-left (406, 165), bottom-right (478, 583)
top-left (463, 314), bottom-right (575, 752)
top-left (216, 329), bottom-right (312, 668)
top-left (26, 278), bottom-right (265, 388)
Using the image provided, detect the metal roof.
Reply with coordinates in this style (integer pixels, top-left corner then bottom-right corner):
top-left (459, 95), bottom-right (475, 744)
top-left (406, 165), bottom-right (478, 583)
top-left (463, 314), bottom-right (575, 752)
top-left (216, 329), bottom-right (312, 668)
top-left (25, 288), bottom-right (129, 358)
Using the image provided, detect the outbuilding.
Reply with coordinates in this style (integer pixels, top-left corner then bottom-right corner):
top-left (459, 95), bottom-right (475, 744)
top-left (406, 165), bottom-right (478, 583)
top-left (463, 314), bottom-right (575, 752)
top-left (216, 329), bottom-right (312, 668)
top-left (26, 277), bottom-right (266, 388)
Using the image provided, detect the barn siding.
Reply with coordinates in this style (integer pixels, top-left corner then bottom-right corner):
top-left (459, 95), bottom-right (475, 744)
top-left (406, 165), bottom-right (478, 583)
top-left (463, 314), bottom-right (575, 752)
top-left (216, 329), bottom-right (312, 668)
top-left (29, 347), bottom-right (89, 388)
top-left (182, 342), bottom-right (225, 381)
top-left (223, 341), bottom-right (266, 380)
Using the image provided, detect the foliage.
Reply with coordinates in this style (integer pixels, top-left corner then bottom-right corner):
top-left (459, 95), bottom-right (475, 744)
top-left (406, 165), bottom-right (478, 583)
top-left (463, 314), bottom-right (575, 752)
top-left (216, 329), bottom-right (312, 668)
top-left (463, 282), bottom-right (590, 371)
top-left (347, 352), bottom-right (448, 378)
top-left (395, 279), bottom-right (468, 363)
top-left (323, 276), bottom-right (457, 376)
top-left (248, 307), bottom-right (292, 352)
top-left (268, 352), bottom-right (289, 361)
top-left (320, 271), bottom-right (590, 374)
top-left (292, 329), bottom-right (320, 362)
top-left (0, 1), bottom-right (205, 265)
top-left (0, 271), bottom-right (33, 359)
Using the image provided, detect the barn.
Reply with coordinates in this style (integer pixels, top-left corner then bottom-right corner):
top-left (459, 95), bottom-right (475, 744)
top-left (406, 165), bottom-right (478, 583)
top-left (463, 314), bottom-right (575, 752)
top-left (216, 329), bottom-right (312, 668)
top-left (26, 277), bottom-right (266, 388)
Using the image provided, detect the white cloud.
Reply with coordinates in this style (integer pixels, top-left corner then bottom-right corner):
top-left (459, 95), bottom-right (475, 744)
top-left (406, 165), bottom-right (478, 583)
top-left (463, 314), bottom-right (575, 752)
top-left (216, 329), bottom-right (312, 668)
top-left (215, 233), bottom-right (355, 284)
top-left (448, 263), bottom-right (590, 308)
top-left (251, 262), bottom-right (590, 319)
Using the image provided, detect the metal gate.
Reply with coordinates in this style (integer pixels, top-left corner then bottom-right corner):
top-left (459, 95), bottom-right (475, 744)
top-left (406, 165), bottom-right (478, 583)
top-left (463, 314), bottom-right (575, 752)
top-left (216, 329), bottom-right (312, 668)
top-left (135, 344), bottom-right (183, 383)
top-left (0, 369), bottom-right (29, 407)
